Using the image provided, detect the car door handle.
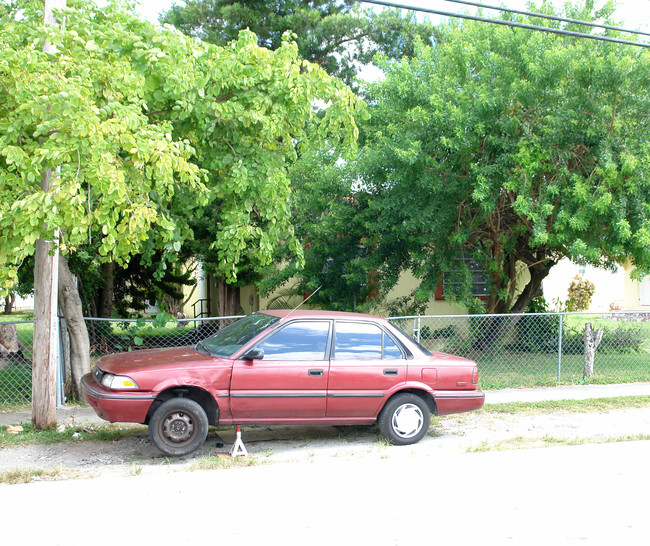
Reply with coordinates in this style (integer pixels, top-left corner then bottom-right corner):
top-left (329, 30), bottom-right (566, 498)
top-left (383, 369), bottom-right (399, 376)
top-left (308, 369), bottom-right (324, 377)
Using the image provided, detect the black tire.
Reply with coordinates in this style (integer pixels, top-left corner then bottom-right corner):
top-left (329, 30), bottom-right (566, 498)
top-left (378, 393), bottom-right (430, 446)
top-left (148, 398), bottom-right (209, 456)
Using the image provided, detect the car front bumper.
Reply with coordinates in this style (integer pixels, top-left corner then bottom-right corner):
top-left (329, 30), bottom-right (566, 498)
top-left (80, 373), bottom-right (155, 424)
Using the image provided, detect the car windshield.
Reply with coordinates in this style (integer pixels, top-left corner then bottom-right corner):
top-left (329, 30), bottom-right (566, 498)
top-left (196, 313), bottom-right (280, 358)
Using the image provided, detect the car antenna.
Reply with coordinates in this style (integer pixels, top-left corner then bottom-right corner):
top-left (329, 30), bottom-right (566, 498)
top-left (284, 285), bottom-right (322, 320)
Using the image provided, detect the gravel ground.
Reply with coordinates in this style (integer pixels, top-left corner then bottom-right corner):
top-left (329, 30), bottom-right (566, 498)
top-left (2, 404), bottom-right (650, 481)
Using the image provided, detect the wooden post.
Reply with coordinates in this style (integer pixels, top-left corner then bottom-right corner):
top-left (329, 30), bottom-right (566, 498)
top-left (583, 323), bottom-right (604, 380)
top-left (32, 231), bottom-right (59, 428)
top-left (32, 0), bottom-right (66, 428)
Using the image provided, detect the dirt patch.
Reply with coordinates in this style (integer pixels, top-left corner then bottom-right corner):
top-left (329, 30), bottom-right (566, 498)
top-left (2, 408), bottom-right (650, 481)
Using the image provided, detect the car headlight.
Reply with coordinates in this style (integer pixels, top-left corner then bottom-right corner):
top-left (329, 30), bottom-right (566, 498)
top-left (100, 373), bottom-right (139, 389)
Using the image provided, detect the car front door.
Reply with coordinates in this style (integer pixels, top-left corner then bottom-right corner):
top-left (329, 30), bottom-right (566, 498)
top-left (326, 320), bottom-right (407, 418)
top-left (230, 320), bottom-right (332, 421)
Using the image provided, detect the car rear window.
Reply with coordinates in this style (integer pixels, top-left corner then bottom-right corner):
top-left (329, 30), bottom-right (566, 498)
top-left (334, 321), bottom-right (405, 360)
top-left (390, 322), bottom-right (433, 356)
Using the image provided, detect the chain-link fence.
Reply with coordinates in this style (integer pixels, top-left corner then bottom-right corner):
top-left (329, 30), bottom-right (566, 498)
top-left (0, 316), bottom-right (240, 408)
top-left (390, 312), bottom-right (650, 389)
top-left (85, 316), bottom-right (240, 358)
top-left (0, 319), bottom-right (33, 407)
top-left (2, 311), bottom-right (650, 408)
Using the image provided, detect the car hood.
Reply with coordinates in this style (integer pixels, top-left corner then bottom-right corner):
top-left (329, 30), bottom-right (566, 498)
top-left (96, 346), bottom-right (220, 375)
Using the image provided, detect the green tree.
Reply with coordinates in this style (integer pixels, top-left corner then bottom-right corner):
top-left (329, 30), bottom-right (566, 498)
top-left (354, 2), bottom-right (650, 316)
top-left (161, 1), bottom-right (437, 310)
top-left (1, 0), bottom-right (204, 421)
top-left (259, 146), bottom-right (375, 311)
top-left (0, 0), bottom-right (360, 399)
top-left (160, 0), bottom-right (437, 89)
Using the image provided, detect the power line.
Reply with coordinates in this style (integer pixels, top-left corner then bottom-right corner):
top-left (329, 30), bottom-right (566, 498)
top-left (442, 0), bottom-right (650, 39)
top-left (362, 0), bottom-right (650, 48)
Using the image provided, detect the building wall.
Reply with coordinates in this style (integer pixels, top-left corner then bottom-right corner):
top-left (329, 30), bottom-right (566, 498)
top-left (542, 258), bottom-right (624, 312)
top-left (622, 261), bottom-right (650, 311)
top-left (186, 258), bottom-right (633, 317)
top-left (382, 270), bottom-right (467, 317)
top-left (240, 285), bottom-right (259, 314)
top-left (179, 260), bottom-right (206, 318)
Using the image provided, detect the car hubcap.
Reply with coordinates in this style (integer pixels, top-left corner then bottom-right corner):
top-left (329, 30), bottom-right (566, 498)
top-left (162, 411), bottom-right (194, 444)
top-left (392, 403), bottom-right (424, 439)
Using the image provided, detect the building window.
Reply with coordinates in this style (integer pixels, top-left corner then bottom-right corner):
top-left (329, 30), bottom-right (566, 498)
top-left (436, 256), bottom-right (488, 300)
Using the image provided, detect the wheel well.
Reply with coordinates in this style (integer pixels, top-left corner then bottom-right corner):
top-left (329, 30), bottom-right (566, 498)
top-left (385, 389), bottom-right (437, 415)
top-left (146, 387), bottom-right (219, 426)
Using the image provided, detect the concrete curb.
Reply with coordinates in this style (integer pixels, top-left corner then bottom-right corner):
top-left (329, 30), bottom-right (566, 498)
top-left (484, 382), bottom-right (650, 405)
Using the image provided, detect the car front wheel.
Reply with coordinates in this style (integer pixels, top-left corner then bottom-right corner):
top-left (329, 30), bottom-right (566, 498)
top-left (148, 398), bottom-right (209, 456)
top-left (378, 393), bottom-right (430, 445)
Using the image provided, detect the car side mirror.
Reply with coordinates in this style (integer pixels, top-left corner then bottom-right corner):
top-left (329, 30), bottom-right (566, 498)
top-left (242, 347), bottom-right (264, 361)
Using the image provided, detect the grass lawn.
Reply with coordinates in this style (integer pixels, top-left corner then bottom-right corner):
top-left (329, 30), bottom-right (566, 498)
top-left (476, 351), bottom-right (650, 389)
top-left (411, 314), bottom-right (650, 389)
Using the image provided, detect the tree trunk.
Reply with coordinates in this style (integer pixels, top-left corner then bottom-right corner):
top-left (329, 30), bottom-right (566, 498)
top-left (472, 260), bottom-right (551, 352)
top-left (217, 280), bottom-right (241, 317)
top-left (583, 323), bottom-right (604, 379)
top-left (0, 323), bottom-right (21, 371)
top-left (3, 293), bottom-right (15, 315)
top-left (58, 255), bottom-right (91, 398)
top-left (509, 263), bottom-right (551, 314)
top-left (96, 261), bottom-right (115, 318)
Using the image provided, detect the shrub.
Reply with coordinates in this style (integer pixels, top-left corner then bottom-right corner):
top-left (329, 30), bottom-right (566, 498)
top-left (566, 275), bottom-right (596, 312)
top-left (556, 324), bottom-right (647, 355)
top-left (421, 325), bottom-right (455, 339)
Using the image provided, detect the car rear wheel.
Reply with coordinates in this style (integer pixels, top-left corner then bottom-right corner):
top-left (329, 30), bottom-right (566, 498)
top-left (148, 398), bottom-right (209, 456)
top-left (378, 393), bottom-right (430, 445)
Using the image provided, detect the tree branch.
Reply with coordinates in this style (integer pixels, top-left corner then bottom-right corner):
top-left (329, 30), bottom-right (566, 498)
top-left (222, 136), bottom-right (236, 156)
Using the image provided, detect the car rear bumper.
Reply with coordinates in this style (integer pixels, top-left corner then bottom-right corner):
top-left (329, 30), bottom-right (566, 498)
top-left (80, 373), bottom-right (155, 424)
top-left (433, 390), bottom-right (485, 415)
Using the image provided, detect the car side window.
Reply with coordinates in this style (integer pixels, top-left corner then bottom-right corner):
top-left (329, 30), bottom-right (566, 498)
top-left (334, 321), bottom-right (404, 360)
top-left (257, 321), bottom-right (331, 361)
top-left (382, 334), bottom-right (404, 360)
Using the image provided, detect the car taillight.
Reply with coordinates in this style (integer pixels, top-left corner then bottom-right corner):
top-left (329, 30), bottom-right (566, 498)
top-left (472, 366), bottom-right (479, 384)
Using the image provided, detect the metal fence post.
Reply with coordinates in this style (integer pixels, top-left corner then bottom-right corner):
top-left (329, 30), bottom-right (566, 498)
top-left (557, 312), bottom-right (563, 382)
top-left (56, 316), bottom-right (65, 406)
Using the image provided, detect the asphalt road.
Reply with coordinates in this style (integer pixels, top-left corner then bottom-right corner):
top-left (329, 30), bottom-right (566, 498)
top-left (2, 382), bottom-right (649, 545)
top-left (2, 440), bottom-right (648, 545)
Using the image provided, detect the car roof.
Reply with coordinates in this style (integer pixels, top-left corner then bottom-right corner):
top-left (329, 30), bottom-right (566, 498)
top-left (259, 309), bottom-right (386, 322)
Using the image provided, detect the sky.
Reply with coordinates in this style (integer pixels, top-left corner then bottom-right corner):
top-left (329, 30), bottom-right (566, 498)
top-left (134, 0), bottom-right (650, 33)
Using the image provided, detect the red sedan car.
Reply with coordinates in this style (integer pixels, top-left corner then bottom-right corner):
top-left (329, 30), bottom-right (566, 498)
top-left (81, 310), bottom-right (484, 456)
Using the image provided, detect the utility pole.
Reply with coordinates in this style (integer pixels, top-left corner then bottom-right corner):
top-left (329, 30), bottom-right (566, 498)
top-left (32, 0), bottom-right (66, 429)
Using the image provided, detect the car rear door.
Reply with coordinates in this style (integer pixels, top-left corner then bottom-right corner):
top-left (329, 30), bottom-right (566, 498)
top-left (326, 320), bottom-right (408, 418)
top-left (230, 319), bottom-right (332, 420)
